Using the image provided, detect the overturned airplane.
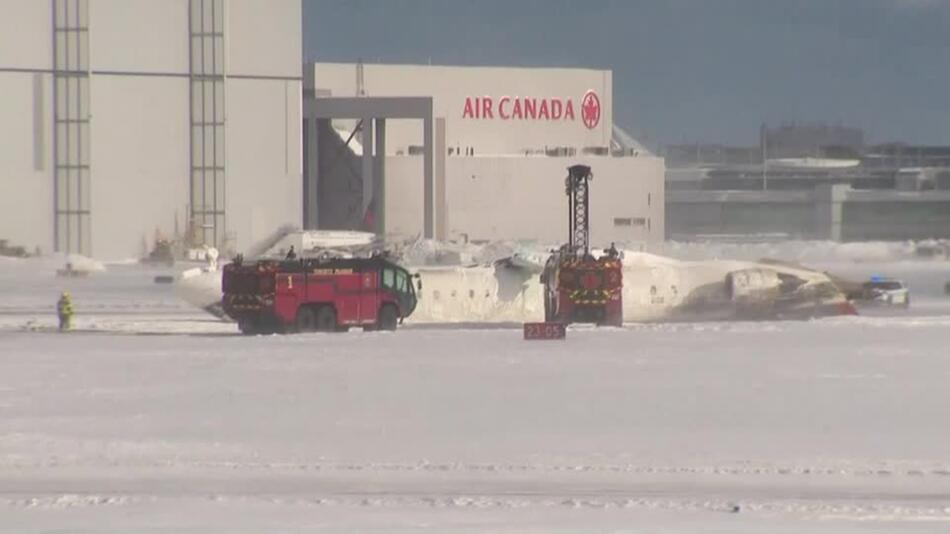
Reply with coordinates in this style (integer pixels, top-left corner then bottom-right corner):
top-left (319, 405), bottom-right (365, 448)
top-left (410, 251), bottom-right (855, 323)
top-left (175, 230), bottom-right (856, 325)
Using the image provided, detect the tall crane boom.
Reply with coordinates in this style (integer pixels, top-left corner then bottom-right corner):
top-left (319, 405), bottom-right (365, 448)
top-left (566, 164), bottom-right (592, 256)
top-left (539, 164), bottom-right (623, 327)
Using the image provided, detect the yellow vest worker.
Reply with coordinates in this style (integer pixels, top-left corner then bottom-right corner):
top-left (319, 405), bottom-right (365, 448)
top-left (57, 292), bottom-right (74, 331)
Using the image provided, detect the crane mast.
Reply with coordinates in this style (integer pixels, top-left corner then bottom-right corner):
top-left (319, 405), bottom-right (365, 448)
top-left (566, 164), bottom-right (592, 256)
top-left (538, 164), bottom-right (624, 327)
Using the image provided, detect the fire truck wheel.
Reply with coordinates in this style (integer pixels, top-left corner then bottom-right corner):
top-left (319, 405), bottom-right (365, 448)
top-left (295, 306), bottom-right (317, 333)
top-left (378, 304), bottom-right (399, 331)
top-left (544, 295), bottom-right (555, 322)
top-left (238, 320), bottom-right (258, 335)
top-left (315, 305), bottom-right (337, 333)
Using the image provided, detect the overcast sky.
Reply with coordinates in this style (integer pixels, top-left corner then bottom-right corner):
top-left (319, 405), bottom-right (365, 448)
top-left (304, 0), bottom-right (950, 147)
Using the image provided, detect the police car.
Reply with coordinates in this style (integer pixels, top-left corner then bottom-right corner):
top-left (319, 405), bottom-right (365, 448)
top-left (860, 276), bottom-right (910, 308)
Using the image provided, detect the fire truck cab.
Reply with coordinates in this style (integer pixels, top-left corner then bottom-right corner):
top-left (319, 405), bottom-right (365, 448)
top-left (222, 256), bottom-right (417, 334)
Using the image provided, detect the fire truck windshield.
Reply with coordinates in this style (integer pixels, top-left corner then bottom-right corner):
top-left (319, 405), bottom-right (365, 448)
top-left (382, 264), bottom-right (417, 316)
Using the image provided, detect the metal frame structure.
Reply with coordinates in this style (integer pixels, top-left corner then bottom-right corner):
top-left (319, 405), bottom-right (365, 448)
top-left (302, 95), bottom-right (436, 238)
top-left (565, 164), bottom-right (593, 255)
top-left (52, 0), bottom-right (91, 255)
top-left (188, 0), bottom-right (226, 248)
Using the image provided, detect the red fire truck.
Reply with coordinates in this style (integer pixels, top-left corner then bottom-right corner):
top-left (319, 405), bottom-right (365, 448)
top-left (222, 256), bottom-right (418, 334)
top-left (542, 250), bottom-right (623, 326)
top-left (539, 165), bottom-right (623, 327)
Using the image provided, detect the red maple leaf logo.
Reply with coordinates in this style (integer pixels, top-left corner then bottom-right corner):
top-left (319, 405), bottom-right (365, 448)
top-left (581, 90), bottom-right (600, 129)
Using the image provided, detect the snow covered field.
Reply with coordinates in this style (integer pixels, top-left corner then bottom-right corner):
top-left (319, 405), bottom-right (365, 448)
top-left (1, 250), bottom-right (950, 532)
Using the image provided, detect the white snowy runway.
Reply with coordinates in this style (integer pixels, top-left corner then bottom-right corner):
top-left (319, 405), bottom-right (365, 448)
top-left (1, 254), bottom-right (950, 532)
top-left (3, 321), bottom-right (950, 532)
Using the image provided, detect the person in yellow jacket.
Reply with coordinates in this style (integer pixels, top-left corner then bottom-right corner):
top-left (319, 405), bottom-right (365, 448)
top-left (57, 292), bottom-right (74, 331)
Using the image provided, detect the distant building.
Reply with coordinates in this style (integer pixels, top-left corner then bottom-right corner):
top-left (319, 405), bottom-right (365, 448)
top-left (664, 126), bottom-right (950, 241)
top-left (762, 123), bottom-right (864, 160)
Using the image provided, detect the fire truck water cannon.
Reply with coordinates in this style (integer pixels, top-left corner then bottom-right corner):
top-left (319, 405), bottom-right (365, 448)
top-left (222, 255), bottom-right (418, 335)
top-left (528, 164), bottom-right (623, 337)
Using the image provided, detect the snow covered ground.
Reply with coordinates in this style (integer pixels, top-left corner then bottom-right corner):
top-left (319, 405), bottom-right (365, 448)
top-left (1, 249), bottom-right (950, 532)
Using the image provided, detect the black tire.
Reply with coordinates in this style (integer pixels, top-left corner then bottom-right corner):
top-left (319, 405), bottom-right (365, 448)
top-left (295, 306), bottom-right (317, 333)
top-left (238, 319), bottom-right (258, 335)
top-left (315, 305), bottom-right (337, 332)
top-left (377, 304), bottom-right (399, 331)
top-left (544, 291), bottom-right (555, 322)
top-left (241, 318), bottom-right (279, 335)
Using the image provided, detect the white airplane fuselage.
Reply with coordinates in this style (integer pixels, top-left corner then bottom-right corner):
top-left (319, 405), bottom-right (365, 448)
top-left (176, 251), bottom-right (853, 324)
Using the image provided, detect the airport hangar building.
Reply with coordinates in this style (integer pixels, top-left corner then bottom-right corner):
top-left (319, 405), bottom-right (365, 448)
top-left (305, 62), bottom-right (665, 248)
top-left (0, 1), bottom-right (664, 260)
top-left (0, 0), bottom-right (302, 260)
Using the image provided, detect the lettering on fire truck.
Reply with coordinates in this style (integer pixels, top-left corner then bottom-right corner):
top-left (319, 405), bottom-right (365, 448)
top-left (310, 268), bottom-right (354, 275)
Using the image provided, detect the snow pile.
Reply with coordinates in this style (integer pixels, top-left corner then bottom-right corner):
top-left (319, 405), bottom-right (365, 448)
top-left (244, 224), bottom-right (298, 259)
top-left (653, 240), bottom-right (923, 263)
top-left (400, 238), bottom-right (470, 266)
top-left (397, 238), bottom-right (563, 268)
top-left (64, 253), bottom-right (106, 273)
top-left (0, 253), bottom-right (105, 276)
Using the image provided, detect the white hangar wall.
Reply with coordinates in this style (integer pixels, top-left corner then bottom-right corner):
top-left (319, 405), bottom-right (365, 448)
top-left (0, 0), bottom-right (302, 259)
top-left (383, 155), bottom-right (664, 246)
top-left (311, 62), bottom-right (664, 244)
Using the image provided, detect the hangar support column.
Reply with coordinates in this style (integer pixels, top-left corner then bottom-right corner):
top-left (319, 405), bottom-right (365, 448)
top-left (188, 0), bottom-right (227, 249)
top-left (361, 117), bottom-right (374, 218)
top-left (304, 96), bottom-right (435, 238)
top-left (435, 117), bottom-right (447, 241)
top-left (373, 119), bottom-right (386, 234)
top-left (303, 63), bottom-right (319, 229)
top-left (423, 115), bottom-right (433, 238)
top-left (52, 0), bottom-right (92, 255)
top-left (812, 184), bottom-right (848, 241)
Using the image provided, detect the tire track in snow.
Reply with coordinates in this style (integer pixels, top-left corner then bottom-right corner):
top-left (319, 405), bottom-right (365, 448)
top-left (3, 491), bottom-right (950, 523)
top-left (4, 458), bottom-right (950, 479)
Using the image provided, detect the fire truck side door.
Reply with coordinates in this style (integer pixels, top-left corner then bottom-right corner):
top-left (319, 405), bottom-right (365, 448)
top-left (359, 268), bottom-right (379, 324)
top-left (275, 272), bottom-right (300, 322)
top-left (334, 272), bottom-right (361, 324)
